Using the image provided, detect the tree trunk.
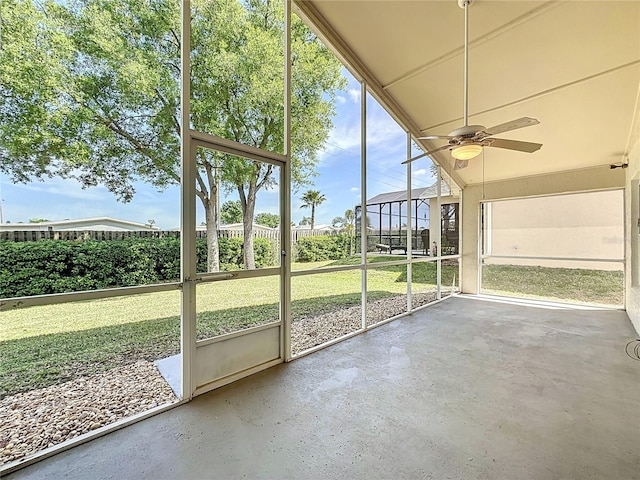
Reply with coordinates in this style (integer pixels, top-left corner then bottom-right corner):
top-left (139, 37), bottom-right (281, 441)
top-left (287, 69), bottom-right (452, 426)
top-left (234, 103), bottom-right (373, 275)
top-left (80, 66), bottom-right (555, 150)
top-left (310, 205), bottom-right (315, 230)
top-left (240, 183), bottom-right (257, 270)
top-left (202, 195), bottom-right (220, 273)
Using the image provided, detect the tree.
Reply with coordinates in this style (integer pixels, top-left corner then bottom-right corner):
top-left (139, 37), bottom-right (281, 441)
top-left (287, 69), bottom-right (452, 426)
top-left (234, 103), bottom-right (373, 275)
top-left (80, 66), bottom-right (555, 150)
top-left (221, 200), bottom-right (243, 225)
top-left (344, 208), bottom-right (355, 234)
top-left (0, 0), bottom-right (346, 271)
top-left (28, 218), bottom-right (50, 223)
top-left (332, 208), bottom-right (355, 234)
top-left (299, 216), bottom-right (311, 226)
top-left (255, 212), bottom-right (279, 228)
top-left (300, 190), bottom-right (325, 230)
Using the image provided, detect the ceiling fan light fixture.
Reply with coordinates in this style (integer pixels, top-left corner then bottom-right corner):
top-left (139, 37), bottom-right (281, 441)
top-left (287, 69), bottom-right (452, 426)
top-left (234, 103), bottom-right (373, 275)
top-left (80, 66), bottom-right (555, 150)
top-left (451, 144), bottom-right (482, 160)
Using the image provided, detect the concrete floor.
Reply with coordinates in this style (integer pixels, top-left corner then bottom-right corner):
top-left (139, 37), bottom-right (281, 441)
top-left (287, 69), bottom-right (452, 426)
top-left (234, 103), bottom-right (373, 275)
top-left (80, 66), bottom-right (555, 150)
top-left (6, 296), bottom-right (640, 479)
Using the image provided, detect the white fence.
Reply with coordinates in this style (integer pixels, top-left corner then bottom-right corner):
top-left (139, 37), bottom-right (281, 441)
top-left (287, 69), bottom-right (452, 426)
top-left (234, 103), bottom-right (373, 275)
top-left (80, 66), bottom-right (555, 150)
top-left (1, 228), bottom-right (334, 243)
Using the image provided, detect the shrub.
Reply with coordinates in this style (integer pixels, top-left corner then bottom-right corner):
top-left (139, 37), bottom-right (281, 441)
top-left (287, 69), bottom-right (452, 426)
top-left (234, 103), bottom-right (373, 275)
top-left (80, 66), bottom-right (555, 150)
top-left (295, 235), bottom-right (353, 262)
top-left (0, 237), bottom-right (278, 297)
top-left (218, 237), bottom-right (243, 269)
top-left (253, 237), bottom-right (278, 268)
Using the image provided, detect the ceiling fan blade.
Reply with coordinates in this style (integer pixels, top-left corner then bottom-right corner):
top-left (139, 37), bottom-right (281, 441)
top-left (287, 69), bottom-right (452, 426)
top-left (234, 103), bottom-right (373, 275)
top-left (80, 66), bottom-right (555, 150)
top-left (416, 135), bottom-right (455, 141)
top-left (483, 117), bottom-right (539, 136)
top-left (401, 144), bottom-right (451, 164)
top-left (487, 138), bottom-right (543, 153)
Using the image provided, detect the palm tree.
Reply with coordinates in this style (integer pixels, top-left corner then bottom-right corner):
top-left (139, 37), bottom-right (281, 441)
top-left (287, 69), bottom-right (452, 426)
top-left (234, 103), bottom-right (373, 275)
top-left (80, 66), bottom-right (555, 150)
top-left (300, 190), bottom-right (326, 230)
top-left (332, 208), bottom-right (356, 235)
top-left (343, 208), bottom-right (355, 235)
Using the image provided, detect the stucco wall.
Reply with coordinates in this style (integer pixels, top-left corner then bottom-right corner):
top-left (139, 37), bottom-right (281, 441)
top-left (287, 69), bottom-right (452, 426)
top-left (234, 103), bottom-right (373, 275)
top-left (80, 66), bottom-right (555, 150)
top-left (485, 191), bottom-right (624, 270)
top-left (461, 167), bottom-right (626, 295)
top-left (625, 124), bottom-right (640, 335)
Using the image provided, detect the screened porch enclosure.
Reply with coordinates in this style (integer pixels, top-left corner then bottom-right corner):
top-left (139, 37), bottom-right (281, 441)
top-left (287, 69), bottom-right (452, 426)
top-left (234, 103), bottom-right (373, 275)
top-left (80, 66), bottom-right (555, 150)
top-left (2, 0), bottom-right (638, 475)
top-left (355, 183), bottom-right (460, 256)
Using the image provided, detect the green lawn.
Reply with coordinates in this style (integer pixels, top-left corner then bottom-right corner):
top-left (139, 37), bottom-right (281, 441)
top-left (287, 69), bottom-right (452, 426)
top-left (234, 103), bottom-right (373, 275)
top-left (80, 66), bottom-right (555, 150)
top-left (1, 257), bottom-right (418, 397)
top-left (482, 264), bottom-right (624, 306)
top-left (0, 258), bottom-right (622, 398)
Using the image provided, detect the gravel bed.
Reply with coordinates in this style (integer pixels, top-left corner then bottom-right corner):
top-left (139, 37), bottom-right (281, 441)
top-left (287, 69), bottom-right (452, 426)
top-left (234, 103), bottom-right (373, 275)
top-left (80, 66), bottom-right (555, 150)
top-left (291, 291), bottom-right (445, 354)
top-left (1, 292), bottom-right (450, 467)
top-left (0, 361), bottom-right (176, 466)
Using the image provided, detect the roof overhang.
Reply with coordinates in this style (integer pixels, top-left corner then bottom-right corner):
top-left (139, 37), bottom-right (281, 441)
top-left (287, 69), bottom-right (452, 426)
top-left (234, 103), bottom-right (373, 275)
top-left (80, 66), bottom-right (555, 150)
top-left (295, 0), bottom-right (640, 190)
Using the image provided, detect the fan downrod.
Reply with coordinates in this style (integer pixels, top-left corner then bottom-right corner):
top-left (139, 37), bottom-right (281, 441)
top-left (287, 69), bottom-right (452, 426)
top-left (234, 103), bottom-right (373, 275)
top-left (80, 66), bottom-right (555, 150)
top-left (403, 0), bottom-right (542, 167)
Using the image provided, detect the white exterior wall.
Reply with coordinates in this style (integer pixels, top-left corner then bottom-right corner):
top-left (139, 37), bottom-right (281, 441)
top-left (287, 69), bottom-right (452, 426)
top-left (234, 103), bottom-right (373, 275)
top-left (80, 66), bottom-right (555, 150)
top-left (625, 110), bottom-right (640, 335)
top-left (485, 191), bottom-right (624, 270)
top-left (427, 195), bottom-right (458, 252)
top-left (461, 167), bottom-right (626, 295)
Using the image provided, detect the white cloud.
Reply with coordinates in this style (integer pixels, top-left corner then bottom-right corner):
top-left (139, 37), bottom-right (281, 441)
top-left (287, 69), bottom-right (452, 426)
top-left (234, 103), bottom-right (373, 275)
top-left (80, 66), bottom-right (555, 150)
top-left (350, 187), bottom-right (359, 192)
top-left (366, 112), bottom-right (406, 152)
top-left (319, 100), bottom-right (406, 169)
top-left (319, 72), bottom-right (410, 172)
top-left (348, 88), bottom-right (361, 103)
top-left (413, 168), bottom-right (428, 176)
top-left (317, 122), bottom-right (361, 168)
top-left (336, 95), bottom-right (347, 104)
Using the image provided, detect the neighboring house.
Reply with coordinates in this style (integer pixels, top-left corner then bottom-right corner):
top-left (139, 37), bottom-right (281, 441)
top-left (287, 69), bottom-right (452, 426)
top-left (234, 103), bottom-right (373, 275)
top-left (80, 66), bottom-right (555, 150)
top-left (291, 224), bottom-right (338, 233)
top-left (217, 223), bottom-right (278, 233)
top-left (0, 217), bottom-right (159, 232)
top-left (216, 223), bottom-right (278, 239)
top-left (290, 224), bottom-right (339, 242)
top-left (165, 223), bottom-right (280, 239)
top-left (357, 182), bottom-right (460, 254)
top-left (359, 185), bottom-right (625, 267)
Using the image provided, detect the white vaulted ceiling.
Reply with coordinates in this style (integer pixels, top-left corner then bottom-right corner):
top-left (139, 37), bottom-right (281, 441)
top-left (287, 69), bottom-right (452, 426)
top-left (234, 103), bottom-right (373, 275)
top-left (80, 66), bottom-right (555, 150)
top-left (295, 0), bottom-right (640, 188)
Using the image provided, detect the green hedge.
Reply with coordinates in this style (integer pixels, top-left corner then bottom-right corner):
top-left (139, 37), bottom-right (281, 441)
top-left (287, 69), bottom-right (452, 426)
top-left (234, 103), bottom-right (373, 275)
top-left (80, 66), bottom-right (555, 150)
top-left (0, 237), bottom-right (277, 297)
top-left (295, 234), bottom-right (354, 262)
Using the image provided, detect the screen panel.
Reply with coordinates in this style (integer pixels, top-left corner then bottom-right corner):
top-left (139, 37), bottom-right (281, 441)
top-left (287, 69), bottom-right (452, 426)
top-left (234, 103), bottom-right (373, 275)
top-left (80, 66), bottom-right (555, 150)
top-left (291, 270), bottom-right (362, 355)
top-left (481, 190), bottom-right (624, 306)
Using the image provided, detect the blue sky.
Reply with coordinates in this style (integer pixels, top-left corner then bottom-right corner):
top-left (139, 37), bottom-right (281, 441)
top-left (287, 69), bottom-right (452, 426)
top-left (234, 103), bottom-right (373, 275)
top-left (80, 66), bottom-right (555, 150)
top-left (0, 70), bottom-right (435, 229)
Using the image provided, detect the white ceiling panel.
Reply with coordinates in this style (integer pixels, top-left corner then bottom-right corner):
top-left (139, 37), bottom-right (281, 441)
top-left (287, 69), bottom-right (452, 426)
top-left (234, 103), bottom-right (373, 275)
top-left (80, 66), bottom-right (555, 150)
top-left (297, 0), bottom-right (640, 188)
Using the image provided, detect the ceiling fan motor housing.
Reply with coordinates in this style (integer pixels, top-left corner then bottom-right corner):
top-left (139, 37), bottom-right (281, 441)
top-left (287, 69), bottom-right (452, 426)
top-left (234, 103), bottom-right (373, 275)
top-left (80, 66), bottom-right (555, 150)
top-left (449, 124), bottom-right (486, 138)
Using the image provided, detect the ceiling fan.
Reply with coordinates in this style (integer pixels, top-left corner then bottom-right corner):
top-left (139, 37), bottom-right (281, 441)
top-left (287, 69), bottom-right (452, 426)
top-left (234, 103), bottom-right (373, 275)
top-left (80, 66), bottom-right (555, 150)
top-left (405, 0), bottom-right (542, 169)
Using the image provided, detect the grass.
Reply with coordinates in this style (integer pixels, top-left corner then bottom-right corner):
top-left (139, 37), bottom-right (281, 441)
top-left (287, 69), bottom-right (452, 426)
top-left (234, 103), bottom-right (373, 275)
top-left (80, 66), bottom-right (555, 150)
top-left (482, 264), bottom-right (624, 306)
top-left (0, 257), bottom-right (418, 397)
top-left (0, 258), bottom-right (623, 397)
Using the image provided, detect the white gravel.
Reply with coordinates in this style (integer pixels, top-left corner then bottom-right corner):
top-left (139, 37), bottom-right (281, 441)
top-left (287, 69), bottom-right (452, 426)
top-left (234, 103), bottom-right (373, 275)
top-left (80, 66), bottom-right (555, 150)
top-left (291, 291), bottom-right (444, 354)
top-left (0, 361), bottom-right (176, 466)
top-left (1, 292), bottom-right (449, 467)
